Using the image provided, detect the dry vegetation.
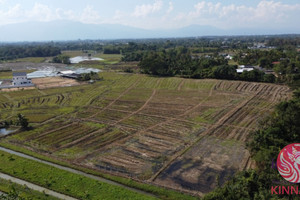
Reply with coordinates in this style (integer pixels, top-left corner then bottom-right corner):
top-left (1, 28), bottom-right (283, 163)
top-left (32, 77), bottom-right (85, 89)
top-left (0, 72), bottom-right (292, 196)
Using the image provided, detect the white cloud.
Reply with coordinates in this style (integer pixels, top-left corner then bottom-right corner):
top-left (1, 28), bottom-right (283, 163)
top-left (166, 2), bottom-right (174, 14)
top-left (0, 4), bottom-right (24, 24)
top-left (0, 3), bottom-right (102, 25)
top-left (133, 0), bottom-right (163, 17)
top-left (26, 3), bottom-right (58, 21)
top-left (0, 0), bottom-right (299, 32)
top-left (80, 5), bottom-right (102, 24)
top-left (55, 8), bottom-right (76, 21)
top-left (175, 1), bottom-right (300, 29)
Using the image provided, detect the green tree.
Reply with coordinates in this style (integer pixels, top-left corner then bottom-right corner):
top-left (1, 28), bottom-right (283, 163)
top-left (213, 65), bottom-right (236, 80)
top-left (52, 55), bottom-right (70, 64)
top-left (263, 74), bottom-right (275, 83)
top-left (16, 114), bottom-right (29, 130)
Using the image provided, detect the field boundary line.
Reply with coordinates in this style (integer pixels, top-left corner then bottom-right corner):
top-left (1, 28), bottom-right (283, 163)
top-left (177, 79), bottom-right (185, 91)
top-left (86, 77), bottom-right (141, 119)
top-left (149, 81), bottom-right (218, 181)
top-left (55, 127), bottom-right (107, 151)
top-left (37, 89), bottom-right (47, 95)
top-left (2, 94), bottom-right (13, 101)
top-left (27, 123), bottom-right (76, 141)
top-left (112, 79), bottom-right (161, 125)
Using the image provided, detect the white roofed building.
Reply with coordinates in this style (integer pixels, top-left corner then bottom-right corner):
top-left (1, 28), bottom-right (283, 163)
top-left (236, 65), bottom-right (254, 73)
top-left (12, 72), bottom-right (33, 86)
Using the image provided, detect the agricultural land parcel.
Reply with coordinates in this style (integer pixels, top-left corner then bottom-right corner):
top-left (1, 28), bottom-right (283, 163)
top-left (0, 72), bottom-right (291, 197)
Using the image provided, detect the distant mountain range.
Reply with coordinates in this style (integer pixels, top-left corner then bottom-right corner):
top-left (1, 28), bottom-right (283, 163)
top-left (0, 20), bottom-right (298, 42)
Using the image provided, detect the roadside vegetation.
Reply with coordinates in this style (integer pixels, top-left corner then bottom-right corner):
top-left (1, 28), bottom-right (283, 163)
top-left (0, 150), bottom-right (157, 200)
top-left (0, 178), bottom-right (60, 200)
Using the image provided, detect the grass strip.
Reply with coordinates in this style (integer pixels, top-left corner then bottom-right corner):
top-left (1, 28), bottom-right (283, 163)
top-left (0, 178), bottom-right (60, 200)
top-left (0, 149), bottom-right (157, 200)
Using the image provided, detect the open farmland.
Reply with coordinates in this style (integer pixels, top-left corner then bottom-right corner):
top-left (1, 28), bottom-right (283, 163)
top-left (0, 72), bottom-right (291, 196)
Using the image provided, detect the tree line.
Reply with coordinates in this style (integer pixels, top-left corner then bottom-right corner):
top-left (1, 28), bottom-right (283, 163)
top-left (138, 48), bottom-right (276, 83)
top-left (0, 45), bottom-right (60, 61)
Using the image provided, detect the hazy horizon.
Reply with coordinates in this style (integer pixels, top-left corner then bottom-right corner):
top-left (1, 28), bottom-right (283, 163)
top-left (0, 0), bottom-right (300, 41)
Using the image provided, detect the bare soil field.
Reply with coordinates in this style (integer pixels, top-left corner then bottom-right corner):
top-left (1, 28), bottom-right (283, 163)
top-left (0, 87), bottom-right (36, 92)
top-left (32, 77), bottom-right (86, 89)
top-left (0, 73), bottom-right (292, 196)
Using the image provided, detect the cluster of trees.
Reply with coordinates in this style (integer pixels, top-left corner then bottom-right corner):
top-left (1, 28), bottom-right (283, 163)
top-left (0, 114), bottom-right (29, 130)
top-left (204, 89), bottom-right (300, 199)
top-left (267, 36), bottom-right (300, 47)
top-left (0, 45), bottom-right (60, 61)
top-left (103, 46), bottom-right (121, 54)
top-left (52, 54), bottom-right (70, 64)
top-left (138, 48), bottom-right (276, 83)
top-left (234, 49), bottom-right (299, 69)
top-left (77, 71), bottom-right (101, 81)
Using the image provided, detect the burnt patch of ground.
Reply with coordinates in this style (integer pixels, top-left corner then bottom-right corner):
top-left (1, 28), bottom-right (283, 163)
top-left (154, 136), bottom-right (249, 194)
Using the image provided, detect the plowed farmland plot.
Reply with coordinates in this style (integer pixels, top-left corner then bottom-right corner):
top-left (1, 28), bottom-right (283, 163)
top-left (0, 72), bottom-right (292, 197)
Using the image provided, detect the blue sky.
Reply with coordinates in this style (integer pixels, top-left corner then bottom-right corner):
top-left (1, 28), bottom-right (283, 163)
top-left (0, 0), bottom-right (299, 31)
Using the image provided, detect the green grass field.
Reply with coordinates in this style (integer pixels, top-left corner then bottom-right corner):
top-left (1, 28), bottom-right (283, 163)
top-left (0, 71), bottom-right (13, 79)
top-left (14, 57), bottom-right (47, 63)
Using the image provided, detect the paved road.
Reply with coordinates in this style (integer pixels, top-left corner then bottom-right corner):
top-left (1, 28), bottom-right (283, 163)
top-left (0, 173), bottom-right (77, 200)
top-left (0, 146), bottom-right (156, 198)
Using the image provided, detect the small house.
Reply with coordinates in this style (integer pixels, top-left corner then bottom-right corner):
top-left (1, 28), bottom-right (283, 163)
top-left (12, 72), bottom-right (32, 86)
top-left (236, 65), bottom-right (254, 73)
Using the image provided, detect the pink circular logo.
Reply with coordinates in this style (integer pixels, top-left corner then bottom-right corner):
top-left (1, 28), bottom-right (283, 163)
top-left (277, 143), bottom-right (300, 183)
